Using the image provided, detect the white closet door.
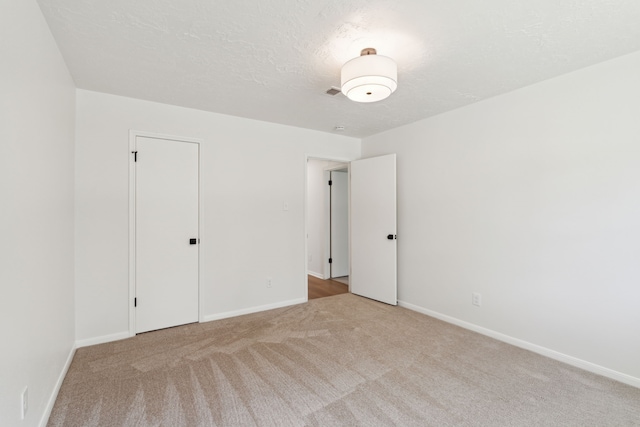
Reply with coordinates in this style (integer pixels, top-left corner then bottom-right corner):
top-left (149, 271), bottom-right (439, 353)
top-left (135, 136), bottom-right (199, 333)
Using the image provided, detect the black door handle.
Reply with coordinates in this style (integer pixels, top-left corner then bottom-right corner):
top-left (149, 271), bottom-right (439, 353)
top-left (387, 234), bottom-right (396, 240)
top-left (189, 238), bottom-right (197, 245)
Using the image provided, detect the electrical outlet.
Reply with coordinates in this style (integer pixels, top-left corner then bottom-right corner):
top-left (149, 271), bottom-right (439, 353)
top-left (472, 292), bottom-right (482, 307)
top-left (21, 387), bottom-right (28, 419)
top-left (267, 277), bottom-right (272, 288)
top-left (283, 201), bottom-right (289, 211)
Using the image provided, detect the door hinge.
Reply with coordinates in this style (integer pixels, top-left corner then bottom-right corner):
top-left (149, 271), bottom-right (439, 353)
top-left (131, 151), bottom-right (138, 162)
top-left (329, 258), bottom-right (333, 264)
top-left (328, 180), bottom-right (332, 186)
top-left (134, 297), bottom-right (137, 307)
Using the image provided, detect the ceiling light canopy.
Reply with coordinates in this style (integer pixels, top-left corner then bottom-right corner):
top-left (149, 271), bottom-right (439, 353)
top-left (341, 48), bottom-right (397, 103)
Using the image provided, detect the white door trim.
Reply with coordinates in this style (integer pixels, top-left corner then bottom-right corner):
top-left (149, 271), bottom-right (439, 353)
top-left (323, 169), bottom-right (331, 279)
top-left (324, 164), bottom-right (349, 280)
top-left (128, 130), bottom-right (204, 337)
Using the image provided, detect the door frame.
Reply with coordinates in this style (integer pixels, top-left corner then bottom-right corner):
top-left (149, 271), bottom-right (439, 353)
top-left (304, 155), bottom-right (352, 300)
top-left (128, 130), bottom-right (204, 337)
top-left (325, 166), bottom-right (349, 280)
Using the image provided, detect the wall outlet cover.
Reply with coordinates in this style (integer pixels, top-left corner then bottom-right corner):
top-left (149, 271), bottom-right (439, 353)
top-left (472, 292), bottom-right (482, 306)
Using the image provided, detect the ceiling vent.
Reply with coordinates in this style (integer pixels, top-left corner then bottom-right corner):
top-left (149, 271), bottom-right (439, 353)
top-left (326, 87), bottom-right (341, 96)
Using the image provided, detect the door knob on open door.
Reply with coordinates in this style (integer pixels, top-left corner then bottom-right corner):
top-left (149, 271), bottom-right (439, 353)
top-left (387, 234), bottom-right (397, 240)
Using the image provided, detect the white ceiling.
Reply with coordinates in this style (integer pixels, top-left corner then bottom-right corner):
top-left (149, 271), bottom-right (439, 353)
top-left (38, 0), bottom-right (640, 138)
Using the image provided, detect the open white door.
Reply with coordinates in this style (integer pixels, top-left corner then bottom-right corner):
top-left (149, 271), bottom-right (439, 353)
top-left (134, 136), bottom-right (199, 333)
top-left (350, 154), bottom-right (397, 305)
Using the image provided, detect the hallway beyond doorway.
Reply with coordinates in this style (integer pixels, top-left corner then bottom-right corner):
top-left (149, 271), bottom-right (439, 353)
top-left (308, 275), bottom-right (348, 300)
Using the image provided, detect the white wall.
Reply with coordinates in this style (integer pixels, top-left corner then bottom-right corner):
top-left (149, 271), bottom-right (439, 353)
top-left (362, 51), bottom-right (640, 385)
top-left (75, 90), bottom-right (360, 342)
top-left (0, 1), bottom-right (76, 426)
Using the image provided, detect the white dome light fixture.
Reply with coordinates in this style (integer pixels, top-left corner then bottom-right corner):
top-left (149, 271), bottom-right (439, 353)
top-left (341, 48), bottom-right (397, 103)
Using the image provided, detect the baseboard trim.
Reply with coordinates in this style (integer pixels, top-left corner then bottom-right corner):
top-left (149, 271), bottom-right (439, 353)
top-left (75, 331), bottom-right (130, 348)
top-left (203, 298), bottom-right (307, 323)
top-left (307, 271), bottom-right (324, 279)
top-left (398, 300), bottom-right (640, 389)
top-left (75, 298), bottom-right (310, 346)
top-left (39, 344), bottom-right (76, 427)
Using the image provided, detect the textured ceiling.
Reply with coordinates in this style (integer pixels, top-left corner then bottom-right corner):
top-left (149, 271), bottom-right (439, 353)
top-left (38, 0), bottom-right (640, 138)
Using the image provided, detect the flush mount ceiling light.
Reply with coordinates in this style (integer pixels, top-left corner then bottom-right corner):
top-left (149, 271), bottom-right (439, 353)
top-left (341, 48), bottom-right (397, 103)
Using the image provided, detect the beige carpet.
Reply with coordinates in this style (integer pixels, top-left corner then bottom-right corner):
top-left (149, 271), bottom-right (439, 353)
top-left (49, 294), bottom-right (640, 426)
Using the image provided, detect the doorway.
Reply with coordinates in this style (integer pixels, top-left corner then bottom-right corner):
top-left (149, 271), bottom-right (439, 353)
top-left (129, 131), bottom-right (202, 335)
top-left (305, 154), bottom-right (398, 305)
top-left (306, 158), bottom-right (349, 298)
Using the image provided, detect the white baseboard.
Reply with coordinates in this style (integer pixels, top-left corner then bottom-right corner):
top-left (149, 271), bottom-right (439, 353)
top-left (75, 298), bottom-right (310, 346)
top-left (75, 331), bottom-right (130, 348)
top-left (398, 300), bottom-right (640, 389)
top-left (39, 344), bottom-right (76, 427)
top-left (307, 271), bottom-right (324, 279)
top-left (203, 297), bottom-right (307, 323)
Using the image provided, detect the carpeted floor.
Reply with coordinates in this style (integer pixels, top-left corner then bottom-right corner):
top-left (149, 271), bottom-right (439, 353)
top-left (48, 294), bottom-right (640, 426)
